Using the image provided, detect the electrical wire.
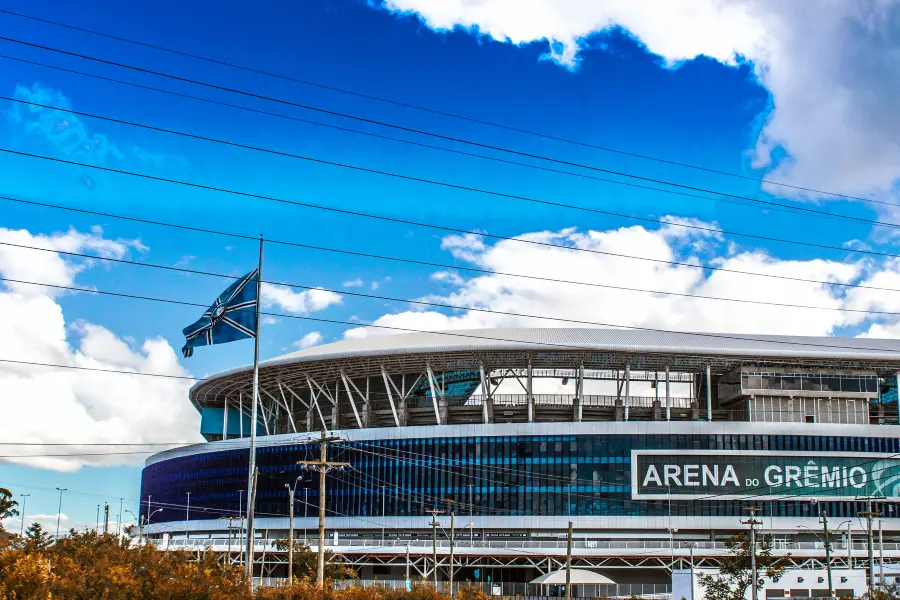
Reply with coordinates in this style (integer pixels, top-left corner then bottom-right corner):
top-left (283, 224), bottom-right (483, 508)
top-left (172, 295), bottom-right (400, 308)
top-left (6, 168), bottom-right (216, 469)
top-left (0, 61), bottom-right (804, 225)
top-left (9, 239), bottom-right (900, 324)
top-left (7, 192), bottom-right (900, 296)
top-left (8, 274), bottom-right (900, 369)
top-left (3, 33), bottom-right (899, 224)
top-left (0, 7), bottom-right (887, 207)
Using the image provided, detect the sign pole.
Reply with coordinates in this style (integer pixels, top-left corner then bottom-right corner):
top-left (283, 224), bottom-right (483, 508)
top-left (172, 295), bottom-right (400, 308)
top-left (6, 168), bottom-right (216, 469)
top-left (245, 235), bottom-right (264, 585)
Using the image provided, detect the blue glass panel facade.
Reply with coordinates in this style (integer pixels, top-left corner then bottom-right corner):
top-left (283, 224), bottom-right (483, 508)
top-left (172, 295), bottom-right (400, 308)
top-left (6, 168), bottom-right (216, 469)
top-left (140, 433), bottom-right (900, 525)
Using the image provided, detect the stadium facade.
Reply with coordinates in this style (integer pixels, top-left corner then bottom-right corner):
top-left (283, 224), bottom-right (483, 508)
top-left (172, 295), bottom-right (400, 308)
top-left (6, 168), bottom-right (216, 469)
top-left (141, 328), bottom-right (900, 590)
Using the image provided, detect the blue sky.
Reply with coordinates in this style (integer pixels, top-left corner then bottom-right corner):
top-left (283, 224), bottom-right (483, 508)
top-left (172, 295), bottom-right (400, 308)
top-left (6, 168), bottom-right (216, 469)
top-left (2, 0), bottom-right (900, 531)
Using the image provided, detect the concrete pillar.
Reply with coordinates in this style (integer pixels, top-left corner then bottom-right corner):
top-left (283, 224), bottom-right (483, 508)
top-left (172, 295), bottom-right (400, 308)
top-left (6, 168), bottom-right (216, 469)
top-left (706, 365), bottom-right (712, 422)
top-left (665, 365), bottom-right (671, 421)
top-left (624, 364), bottom-right (631, 421)
top-left (527, 359), bottom-right (534, 423)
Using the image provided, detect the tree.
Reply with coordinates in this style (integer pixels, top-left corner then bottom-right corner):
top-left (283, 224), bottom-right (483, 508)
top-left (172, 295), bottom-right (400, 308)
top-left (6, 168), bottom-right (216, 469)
top-left (273, 539), bottom-right (357, 581)
top-left (20, 523), bottom-right (53, 553)
top-left (698, 533), bottom-right (787, 600)
top-left (0, 487), bottom-right (18, 522)
top-left (0, 487), bottom-right (19, 548)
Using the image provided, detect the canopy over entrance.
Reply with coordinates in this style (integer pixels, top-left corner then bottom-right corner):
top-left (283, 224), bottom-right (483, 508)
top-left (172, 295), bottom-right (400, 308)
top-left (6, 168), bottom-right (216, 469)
top-left (530, 569), bottom-right (615, 585)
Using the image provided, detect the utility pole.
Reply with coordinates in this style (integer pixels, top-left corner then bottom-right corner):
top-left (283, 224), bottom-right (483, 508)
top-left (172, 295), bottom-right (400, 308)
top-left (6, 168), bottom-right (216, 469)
top-left (296, 431), bottom-right (349, 588)
top-left (449, 508), bottom-right (456, 600)
top-left (426, 509), bottom-right (441, 589)
top-left (247, 467), bottom-right (259, 581)
top-left (96, 504), bottom-right (101, 533)
top-left (742, 507), bottom-right (762, 600)
top-left (19, 494), bottom-right (30, 538)
top-left (820, 510), bottom-right (833, 598)
top-left (405, 543), bottom-right (411, 584)
top-left (55, 487), bottom-right (66, 540)
top-left (285, 478), bottom-right (303, 582)
top-left (117, 498), bottom-right (123, 537)
top-left (859, 498), bottom-right (880, 591)
top-left (185, 492), bottom-right (191, 542)
top-left (566, 521), bottom-right (573, 600)
top-left (103, 503), bottom-right (110, 535)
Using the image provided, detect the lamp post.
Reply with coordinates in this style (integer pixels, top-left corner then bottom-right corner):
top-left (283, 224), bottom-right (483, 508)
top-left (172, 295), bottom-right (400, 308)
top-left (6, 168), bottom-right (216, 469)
top-left (18, 494), bottom-right (29, 538)
top-left (55, 487), bottom-right (67, 540)
top-left (185, 492), bottom-right (191, 542)
top-left (285, 476), bottom-right (303, 582)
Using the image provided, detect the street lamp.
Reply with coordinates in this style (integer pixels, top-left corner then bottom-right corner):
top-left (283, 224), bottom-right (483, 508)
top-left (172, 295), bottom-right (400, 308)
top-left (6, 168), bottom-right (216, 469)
top-left (285, 476), bottom-right (303, 582)
top-left (836, 520), bottom-right (854, 568)
top-left (19, 494), bottom-right (30, 538)
top-left (55, 488), bottom-right (67, 540)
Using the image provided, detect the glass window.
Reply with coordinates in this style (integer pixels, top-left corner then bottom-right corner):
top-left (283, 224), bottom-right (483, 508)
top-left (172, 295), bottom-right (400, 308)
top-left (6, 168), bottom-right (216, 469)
top-left (840, 376), bottom-right (861, 393)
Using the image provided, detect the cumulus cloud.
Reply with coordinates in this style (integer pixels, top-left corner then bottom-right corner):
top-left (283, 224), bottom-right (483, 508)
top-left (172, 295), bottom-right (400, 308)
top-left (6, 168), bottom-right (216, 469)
top-left (261, 284), bottom-right (342, 314)
top-left (344, 218), bottom-right (878, 340)
top-left (376, 1), bottom-right (900, 205)
top-left (342, 278), bottom-right (364, 288)
top-left (293, 331), bottom-right (324, 349)
top-left (0, 227), bottom-right (201, 472)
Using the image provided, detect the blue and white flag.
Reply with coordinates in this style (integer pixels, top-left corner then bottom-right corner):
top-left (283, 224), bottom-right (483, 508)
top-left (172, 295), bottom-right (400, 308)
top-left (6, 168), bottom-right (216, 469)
top-left (182, 269), bottom-right (259, 358)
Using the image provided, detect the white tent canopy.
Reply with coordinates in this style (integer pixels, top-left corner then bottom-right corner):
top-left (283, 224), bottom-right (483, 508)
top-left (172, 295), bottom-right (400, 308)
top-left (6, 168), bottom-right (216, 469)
top-left (530, 569), bottom-right (615, 585)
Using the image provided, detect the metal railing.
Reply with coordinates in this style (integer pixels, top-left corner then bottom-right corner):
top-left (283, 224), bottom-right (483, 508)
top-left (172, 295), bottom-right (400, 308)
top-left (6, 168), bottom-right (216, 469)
top-left (161, 537), bottom-right (894, 554)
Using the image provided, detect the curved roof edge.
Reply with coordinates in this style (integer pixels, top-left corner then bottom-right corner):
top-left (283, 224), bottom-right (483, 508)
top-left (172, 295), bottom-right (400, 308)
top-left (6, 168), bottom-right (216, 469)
top-left (189, 327), bottom-right (900, 394)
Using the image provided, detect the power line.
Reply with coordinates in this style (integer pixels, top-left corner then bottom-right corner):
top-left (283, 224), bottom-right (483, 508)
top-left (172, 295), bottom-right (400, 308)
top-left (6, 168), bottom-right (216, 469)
top-left (0, 93), bottom-right (864, 246)
top-left (2, 35), bottom-right (900, 227)
top-left (6, 192), bottom-right (900, 295)
top-left (0, 6), bottom-right (887, 208)
top-left (0, 57), bottom-right (799, 223)
top-left (9, 238), bottom-right (900, 322)
top-left (7, 274), bottom-right (900, 374)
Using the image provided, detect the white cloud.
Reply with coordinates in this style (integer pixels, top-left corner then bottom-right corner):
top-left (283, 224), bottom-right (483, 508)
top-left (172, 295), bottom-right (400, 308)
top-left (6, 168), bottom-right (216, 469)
top-left (293, 331), bottom-right (324, 349)
top-left (344, 218), bottom-right (874, 340)
top-left (0, 227), bottom-right (201, 472)
top-left (342, 278), bottom-right (364, 288)
top-left (261, 284), bottom-right (342, 314)
top-left (377, 1), bottom-right (900, 206)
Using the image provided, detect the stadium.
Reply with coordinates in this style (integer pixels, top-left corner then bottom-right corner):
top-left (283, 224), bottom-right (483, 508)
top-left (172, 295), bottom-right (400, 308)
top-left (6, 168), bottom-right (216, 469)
top-left (141, 327), bottom-right (900, 595)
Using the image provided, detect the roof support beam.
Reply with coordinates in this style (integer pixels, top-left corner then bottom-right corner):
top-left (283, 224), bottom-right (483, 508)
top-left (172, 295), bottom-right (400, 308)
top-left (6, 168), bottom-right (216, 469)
top-left (340, 370), bottom-right (364, 428)
top-left (379, 366), bottom-right (402, 428)
top-left (426, 362), bottom-right (443, 425)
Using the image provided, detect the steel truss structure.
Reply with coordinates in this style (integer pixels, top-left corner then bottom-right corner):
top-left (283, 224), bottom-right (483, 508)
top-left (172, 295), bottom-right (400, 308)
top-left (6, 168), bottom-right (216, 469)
top-left (189, 329), bottom-right (900, 435)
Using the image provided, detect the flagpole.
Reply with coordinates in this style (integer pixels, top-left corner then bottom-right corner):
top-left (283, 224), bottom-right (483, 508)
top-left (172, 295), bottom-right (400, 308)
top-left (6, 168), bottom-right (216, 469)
top-left (245, 235), bottom-right (264, 585)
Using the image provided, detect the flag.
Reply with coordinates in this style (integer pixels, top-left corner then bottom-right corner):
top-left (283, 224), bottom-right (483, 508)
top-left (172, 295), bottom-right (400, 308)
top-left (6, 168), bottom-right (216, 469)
top-left (182, 269), bottom-right (259, 358)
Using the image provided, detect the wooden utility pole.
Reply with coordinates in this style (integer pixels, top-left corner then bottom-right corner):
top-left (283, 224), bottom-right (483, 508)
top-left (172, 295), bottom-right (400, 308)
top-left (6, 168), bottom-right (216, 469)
top-left (858, 498), bottom-right (881, 590)
top-left (426, 509), bottom-right (441, 589)
top-left (820, 510), bottom-right (833, 598)
top-left (297, 431), bottom-right (349, 588)
top-left (565, 521), bottom-right (573, 600)
top-left (742, 507), bottom-right (763, 600)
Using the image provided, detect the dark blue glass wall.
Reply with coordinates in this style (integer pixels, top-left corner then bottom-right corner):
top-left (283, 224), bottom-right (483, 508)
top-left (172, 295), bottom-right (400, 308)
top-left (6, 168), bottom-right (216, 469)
top-left (140, 433), bottom-right (900, 526)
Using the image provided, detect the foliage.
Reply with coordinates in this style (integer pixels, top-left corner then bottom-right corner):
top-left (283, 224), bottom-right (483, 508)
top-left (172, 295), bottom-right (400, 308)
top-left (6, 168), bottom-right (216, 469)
top-left (0, 488), bottom-right (19, 549)
top-left (19, 523), bottom-right (53, 553)
top-left (273, 539), bottom-right (357, 581)
top-left (0, 488), bottom-right (18, 523)
top-left (865, 585), bottom-right (900, 600)
top-left (0, 529), bottom-right (250, 600)
top-left (698, 533), bottom-right (787, 600)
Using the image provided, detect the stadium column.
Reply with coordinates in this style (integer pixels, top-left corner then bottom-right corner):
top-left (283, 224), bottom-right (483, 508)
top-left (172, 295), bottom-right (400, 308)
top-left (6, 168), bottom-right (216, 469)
top-left (573, 363), bottom-right (583, 422)
top-left (665, 365), bottom-right (671, 421)
top-left (527, 357), bottom-right (534, 423)
top-left (624, 364), bottom-right (631, 421)
top-left (332, 380), bottom-right (341, 429)
top-left (479, 361), bottom-right (493, 424)
top-left (427, 363), bottom-right (444, 425)
top-left (706, 365), bottom-right (713, 421)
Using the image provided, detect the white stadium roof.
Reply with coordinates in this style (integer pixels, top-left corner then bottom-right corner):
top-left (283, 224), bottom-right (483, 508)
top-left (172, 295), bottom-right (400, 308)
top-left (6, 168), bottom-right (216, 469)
top-left (204, 327), bottom-right (900, 383)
